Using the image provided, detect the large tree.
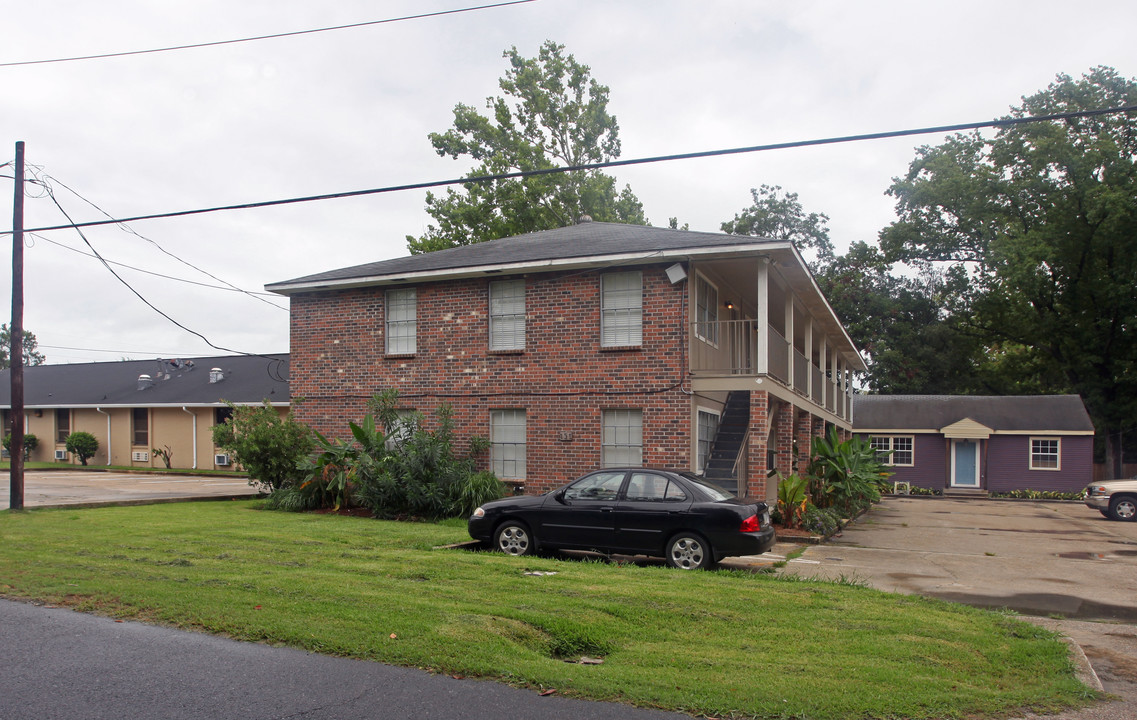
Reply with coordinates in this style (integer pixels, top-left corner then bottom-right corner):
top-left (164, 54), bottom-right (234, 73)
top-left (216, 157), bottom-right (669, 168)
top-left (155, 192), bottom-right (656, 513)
top-left (0, 323), bottom-right (45, 369)
top-left (721, 184), bottom-right (835, 272)
top-left (880, 67), bottom-right (1137, 473)
top-left (407, 41), bottom-right (647, 254)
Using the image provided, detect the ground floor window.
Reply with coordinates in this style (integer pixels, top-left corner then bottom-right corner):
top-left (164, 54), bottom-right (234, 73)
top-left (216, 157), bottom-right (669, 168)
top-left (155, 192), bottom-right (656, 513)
top-left (869, 435), bottom-right (914, 466)
top-left (132, 408), bottom-right (149, 446)
top-left (602, 409), bottom-right (643, 467)
top-left (491, 409), bottom-right (527, 480)
top-left (696, 409), bottom-right (720, 473)
top-left (1030, 437), bottom-right (1060, 470)
top-left (56, 409), bottom-right (71, 443)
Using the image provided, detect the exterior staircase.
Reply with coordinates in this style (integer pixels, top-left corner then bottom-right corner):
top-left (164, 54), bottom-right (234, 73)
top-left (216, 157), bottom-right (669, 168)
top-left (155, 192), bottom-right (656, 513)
top-left (702, 390), bottom-right (750, 495)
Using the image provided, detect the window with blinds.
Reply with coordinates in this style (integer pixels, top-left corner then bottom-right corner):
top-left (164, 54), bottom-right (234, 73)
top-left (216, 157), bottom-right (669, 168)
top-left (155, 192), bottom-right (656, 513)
top-left (385, 288), bottom-right (417, 355)
top-left (602, 409), bottom-right (643, 466)
top-left (489, 279), bottom-right (526, 351)
top-left (601, 271), bottom-right (642, 347)
top-left (491, 409), bottom-right (527, 479)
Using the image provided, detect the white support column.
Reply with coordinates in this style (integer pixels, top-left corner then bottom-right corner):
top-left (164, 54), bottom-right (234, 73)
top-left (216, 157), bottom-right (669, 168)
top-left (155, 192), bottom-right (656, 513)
top-left (756, 258), bottom-right (769, 376)
top-left (820, 336), bottom-right (828, 409)
top-left (785, 296), bottom-right (795, 390)
top-left (804, 315), bottom-right (814, 399)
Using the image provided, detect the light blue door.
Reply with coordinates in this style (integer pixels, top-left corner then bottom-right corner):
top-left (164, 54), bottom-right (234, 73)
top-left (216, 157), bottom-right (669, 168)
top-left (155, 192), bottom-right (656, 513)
top-left (952, 440), bottom-right (979, 487)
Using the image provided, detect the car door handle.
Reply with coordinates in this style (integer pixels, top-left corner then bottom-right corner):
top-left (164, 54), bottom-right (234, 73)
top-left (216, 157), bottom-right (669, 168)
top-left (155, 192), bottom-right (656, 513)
top-left (599, 506), bottom-right (615, 512)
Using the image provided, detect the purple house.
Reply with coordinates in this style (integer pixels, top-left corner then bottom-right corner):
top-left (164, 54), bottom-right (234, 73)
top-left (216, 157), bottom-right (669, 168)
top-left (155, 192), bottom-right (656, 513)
top-left (853, 395), bottom-right (1094, 494)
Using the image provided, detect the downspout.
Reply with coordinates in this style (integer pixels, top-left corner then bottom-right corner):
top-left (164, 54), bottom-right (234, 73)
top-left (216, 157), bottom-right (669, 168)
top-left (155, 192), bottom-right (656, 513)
top-left (96, 407), bottom-right (111, 466)
top-left (182, 407), bottom-right (198, 469)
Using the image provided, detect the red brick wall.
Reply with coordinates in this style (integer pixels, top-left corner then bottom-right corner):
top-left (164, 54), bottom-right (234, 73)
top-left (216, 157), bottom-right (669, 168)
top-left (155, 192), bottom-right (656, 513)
top-left (289, 264), bottom-right (691, 493)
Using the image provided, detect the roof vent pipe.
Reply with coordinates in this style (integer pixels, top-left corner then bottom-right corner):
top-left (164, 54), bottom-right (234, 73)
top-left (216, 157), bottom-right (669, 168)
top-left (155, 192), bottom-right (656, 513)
top-left (209, 368), bottom-right (224, 384)
top-left (137, 374), bottom-right (153, 390)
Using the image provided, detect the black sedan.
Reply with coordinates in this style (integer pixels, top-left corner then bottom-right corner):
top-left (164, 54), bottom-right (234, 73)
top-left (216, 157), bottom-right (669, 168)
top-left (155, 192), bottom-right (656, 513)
top-left (468, 468), bottom-right (776, 569)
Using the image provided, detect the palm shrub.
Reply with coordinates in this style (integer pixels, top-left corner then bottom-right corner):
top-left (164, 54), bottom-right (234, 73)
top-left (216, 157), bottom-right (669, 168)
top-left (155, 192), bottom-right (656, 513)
top-left (807, 426), bottom-right (891, 515)
top-left (775, 473), bottom-right (809, 528)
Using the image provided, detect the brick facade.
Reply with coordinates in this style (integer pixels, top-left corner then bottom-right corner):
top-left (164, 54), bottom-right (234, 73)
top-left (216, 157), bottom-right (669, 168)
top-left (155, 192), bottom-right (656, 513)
top-left (289, 263), bottom-right (692, 493)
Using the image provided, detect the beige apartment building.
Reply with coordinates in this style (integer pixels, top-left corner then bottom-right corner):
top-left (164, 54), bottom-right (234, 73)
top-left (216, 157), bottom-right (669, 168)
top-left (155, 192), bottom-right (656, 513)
top-left (1, 354), bottom-right (289, 470)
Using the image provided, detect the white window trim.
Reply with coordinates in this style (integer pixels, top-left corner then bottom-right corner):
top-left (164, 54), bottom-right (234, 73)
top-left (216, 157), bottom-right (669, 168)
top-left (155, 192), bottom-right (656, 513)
top-left (1029, 436), bottom-right (1061, 471)
top-left (696, 407), bottom-right (721, 473)
top-left (489, 279), bottom-right (526, 351)
top-left (694, 272), bottom-right (720, 348)
top-left (385, 288), bottom-right (417, 355)
top-left (490, 409), bottom-right (527, 480)
top-left (602, 409), bottom-right (643, 467)
top-left (600, 271), bottom-right (643, 348)
top-left (871, 435), bottom-right (915, 467)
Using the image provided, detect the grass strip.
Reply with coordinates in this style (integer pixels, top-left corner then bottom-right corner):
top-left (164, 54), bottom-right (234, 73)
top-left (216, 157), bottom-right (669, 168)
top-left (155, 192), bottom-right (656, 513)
top-left (0, 501), bottom-right (1094, 719)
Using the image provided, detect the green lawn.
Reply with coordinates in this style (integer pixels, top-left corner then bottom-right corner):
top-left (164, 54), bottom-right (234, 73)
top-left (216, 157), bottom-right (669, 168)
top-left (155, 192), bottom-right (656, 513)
top-left (0, 501), bottom-right (1093, 719)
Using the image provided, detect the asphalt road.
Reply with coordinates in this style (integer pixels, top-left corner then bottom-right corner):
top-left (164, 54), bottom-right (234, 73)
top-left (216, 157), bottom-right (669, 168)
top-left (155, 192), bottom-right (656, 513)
top-left (0, 598), bottom-right (687, 720)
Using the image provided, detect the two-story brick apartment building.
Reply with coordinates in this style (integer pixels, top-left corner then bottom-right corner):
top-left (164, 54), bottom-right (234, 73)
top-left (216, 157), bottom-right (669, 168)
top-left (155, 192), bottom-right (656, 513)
top-left (267, 221), bottom-right (865, 503)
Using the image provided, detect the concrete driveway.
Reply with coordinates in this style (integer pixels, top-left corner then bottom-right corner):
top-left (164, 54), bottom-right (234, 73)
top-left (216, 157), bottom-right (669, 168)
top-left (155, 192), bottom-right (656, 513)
top-left (779, 497), bottom-right (1137, 718)
top-left (0, 469), bottom-right (259, 510)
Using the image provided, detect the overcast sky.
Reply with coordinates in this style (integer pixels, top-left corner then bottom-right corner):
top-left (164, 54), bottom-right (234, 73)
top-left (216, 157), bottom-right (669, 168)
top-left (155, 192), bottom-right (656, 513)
top-left (2, 0), bottom-right (1135, 365)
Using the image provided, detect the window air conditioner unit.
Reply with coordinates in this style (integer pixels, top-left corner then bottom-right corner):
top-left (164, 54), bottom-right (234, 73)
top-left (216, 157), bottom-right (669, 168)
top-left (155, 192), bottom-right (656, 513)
top-left (215, 453), bottom-right (231, 466)
top-left (55, 450), bottom-right (68, 461)
top-left (132, 450), bottom-right (149, 462)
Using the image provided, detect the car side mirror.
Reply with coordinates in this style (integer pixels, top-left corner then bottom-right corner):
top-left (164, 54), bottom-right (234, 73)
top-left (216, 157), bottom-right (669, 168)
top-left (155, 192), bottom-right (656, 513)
top-left (554, 489), bottom-right (568, 504)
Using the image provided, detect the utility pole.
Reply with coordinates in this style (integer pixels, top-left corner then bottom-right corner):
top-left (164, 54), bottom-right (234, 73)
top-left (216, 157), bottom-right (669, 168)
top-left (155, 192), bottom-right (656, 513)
top-left (10, 141), bottom-right (25, 510)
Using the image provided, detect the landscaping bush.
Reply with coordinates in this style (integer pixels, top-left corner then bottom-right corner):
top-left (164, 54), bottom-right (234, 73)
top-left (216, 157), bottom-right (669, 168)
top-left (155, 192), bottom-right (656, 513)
top-left (775, 473), bottom-right (809, 529)
top-left (64, 431), bottom-right (98, 465)
top-left (211, 401), bottom-right (313, 492)
top-left (991, 489), bottom-right (1084, 501)
top-left (3, 433), bottom-right (38, 461)
top-left (802, 504), bottom-right (842, 536)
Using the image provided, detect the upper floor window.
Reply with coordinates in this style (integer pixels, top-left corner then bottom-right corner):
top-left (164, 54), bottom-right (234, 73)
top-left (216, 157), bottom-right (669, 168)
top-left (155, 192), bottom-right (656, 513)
top-left (694, 273), bottom-right (719, 345)
top-left (132, 408), bottom-right (149, 446)
top-left (602, 409), bottom-right (643, 466)
top-left (489, 279), bottom-right (526, 351)
top-left (385, 288), bottom-right (417, 355)
top-left (56, 409), bottom-right (71, 443)
top-left (601, 271), bottom-right (642, 347)
top-left (1030, 437), bottom-right (1060, 470)
top-left (870, 435), bottom-right (913, 466)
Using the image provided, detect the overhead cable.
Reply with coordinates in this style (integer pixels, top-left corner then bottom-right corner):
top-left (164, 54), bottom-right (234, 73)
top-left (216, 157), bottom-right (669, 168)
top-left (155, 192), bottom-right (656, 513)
top-left (0, 0), bottom-right (537, 67)
top-left (16, 104), bottom-right (1137, 236)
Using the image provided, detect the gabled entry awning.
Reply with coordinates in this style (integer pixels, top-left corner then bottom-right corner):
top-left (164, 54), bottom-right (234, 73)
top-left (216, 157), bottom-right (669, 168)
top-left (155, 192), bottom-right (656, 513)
top-left (940, 417), bottom-right (993, 439)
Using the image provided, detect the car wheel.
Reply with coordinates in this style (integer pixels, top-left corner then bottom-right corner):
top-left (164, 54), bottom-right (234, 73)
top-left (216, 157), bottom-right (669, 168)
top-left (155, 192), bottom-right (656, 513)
top-left (495, 521), bottom-right (535, 556)
top-left (1108, 495), bottom-right (1137, 522)
top-left (666, 532), bottom-right (715, 570)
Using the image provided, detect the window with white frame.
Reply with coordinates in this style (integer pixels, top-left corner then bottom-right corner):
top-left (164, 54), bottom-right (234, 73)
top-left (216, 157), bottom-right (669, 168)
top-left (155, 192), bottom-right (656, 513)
top-left (600, 272), bottom-right (642, 347)
top-left (385, 288), bottom-right (417, 354)
top-left (1030, 437), bottom-right (1060, 470)
top-left (694, 274), bottom-right (719, 345)
top-left (385, 409), bottom-right (418, 450)
top-left (870, 435), bottom-right (914, 466)
top-left (697, 409), bottom-right (720, 473)
top-left (489, 279), bottom-right (526, 351)
top-left (491, 409), bottom-right (527, 480)
top-left (602, 409), bottom-right (643, 466)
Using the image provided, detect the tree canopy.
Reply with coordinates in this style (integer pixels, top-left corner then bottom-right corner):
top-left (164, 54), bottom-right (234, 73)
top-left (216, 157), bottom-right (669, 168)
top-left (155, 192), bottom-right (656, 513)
top-left (407, 41), bottom-right (647, 254)
top-left (0, 323), bottom-right (45, 370)
top-left (879, 67), bottom-right (1137, 470)
top-left (721, 185), bottom-right (835, 272)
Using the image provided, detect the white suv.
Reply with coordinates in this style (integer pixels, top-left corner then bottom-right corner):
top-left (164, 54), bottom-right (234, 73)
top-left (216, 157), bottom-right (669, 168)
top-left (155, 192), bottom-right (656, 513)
top-left (1085, 478), bottom-right (1137, 521)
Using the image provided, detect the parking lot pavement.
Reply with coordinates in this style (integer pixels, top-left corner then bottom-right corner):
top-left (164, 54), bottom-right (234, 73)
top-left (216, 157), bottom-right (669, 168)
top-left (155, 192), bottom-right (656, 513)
top-left (777, 496), bottom-right (1137, 717)
top-left (0, 469), bottom-right (259, 510)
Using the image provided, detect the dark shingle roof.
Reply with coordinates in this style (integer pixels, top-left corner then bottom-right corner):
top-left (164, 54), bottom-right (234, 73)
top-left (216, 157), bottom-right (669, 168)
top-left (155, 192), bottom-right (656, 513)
top-left (267, 221), bottom-right (786, 292)
top-left (0, 354), bottom-right (289, 408)
top-left (852, 395), bottom-right (1094, 433)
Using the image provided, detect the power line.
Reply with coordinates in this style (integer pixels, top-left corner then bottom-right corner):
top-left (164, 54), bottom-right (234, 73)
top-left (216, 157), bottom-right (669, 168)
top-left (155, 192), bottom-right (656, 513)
top-left (0, 1), bottom-right (537, 68)
top-left (28, 232), bottom-right (288, 304)
top-left (16, 104), bottom-right (1137, 236)
top-left (32, 173), bottom-right (288, 310)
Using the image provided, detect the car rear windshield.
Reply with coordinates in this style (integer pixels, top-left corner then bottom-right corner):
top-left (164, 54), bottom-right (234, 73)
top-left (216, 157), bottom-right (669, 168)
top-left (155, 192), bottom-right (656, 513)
top-left (677, 472), bottom-right (735, 501)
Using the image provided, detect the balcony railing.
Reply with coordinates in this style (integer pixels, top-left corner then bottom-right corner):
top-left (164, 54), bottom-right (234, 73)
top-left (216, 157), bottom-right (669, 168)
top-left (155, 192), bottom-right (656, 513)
top-left (690, 320), bottom-right (852, 420)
